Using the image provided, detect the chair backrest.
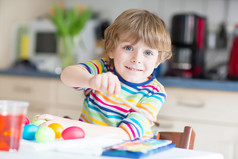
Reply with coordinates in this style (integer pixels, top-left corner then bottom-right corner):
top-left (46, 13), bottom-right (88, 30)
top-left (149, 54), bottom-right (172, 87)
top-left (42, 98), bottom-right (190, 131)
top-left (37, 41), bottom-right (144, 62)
top-left (157, 126), bottom-right (195, 149)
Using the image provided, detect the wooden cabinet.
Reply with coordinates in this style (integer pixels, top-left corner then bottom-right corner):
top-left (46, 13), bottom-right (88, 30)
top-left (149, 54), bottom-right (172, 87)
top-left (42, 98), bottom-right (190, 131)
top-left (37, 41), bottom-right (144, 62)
top-left (1, 74), bottom-right (238, 158)
top-left (52, 80), bottom-right (84, 120)
top-left (0, 75), bottom-right (84, 120)
top-left (157, 87), bottom-right (238, 159)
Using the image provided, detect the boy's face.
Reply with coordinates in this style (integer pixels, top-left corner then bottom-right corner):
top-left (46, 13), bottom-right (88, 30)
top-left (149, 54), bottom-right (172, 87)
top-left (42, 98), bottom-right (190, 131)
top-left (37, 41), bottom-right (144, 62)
top-left (109, 36), bottom-right (161, 83)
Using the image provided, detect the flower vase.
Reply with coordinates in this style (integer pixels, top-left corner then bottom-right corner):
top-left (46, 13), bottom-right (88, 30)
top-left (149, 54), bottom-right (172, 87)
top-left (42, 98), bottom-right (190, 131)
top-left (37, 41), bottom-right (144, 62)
top-left (58, 36), bottom-right (76, 68)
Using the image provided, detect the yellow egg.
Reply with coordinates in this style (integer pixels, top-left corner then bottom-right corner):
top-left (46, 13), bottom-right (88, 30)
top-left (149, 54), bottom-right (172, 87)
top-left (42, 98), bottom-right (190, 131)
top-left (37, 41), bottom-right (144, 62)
top-left (48, 123), bottom-right (64, 139)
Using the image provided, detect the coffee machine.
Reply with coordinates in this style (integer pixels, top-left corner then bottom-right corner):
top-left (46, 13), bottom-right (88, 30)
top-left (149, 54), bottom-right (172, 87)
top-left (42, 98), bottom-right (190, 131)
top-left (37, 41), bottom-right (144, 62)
top-left (169, 13), bottom-right (206, 78)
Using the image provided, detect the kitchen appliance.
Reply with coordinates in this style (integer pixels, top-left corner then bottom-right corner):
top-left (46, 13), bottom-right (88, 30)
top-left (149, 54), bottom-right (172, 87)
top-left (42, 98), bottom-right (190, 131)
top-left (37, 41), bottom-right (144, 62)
top-left (169, 13), bottom-right (206, 78)
top-left (14, 19), bottom-right (99, 73)
top-left (228, 36), bottom-right (238, 80)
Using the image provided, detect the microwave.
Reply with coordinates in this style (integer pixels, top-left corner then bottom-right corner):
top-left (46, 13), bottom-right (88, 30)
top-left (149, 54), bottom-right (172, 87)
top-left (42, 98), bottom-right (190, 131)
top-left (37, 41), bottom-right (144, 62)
top-left (14, 19), bottom-right (99, 74)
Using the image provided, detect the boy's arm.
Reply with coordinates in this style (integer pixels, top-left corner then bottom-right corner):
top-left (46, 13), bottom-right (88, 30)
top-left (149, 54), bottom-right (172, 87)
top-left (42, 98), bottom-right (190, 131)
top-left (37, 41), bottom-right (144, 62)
top-left (118, 91), bottom-right (166, 139)
top-left (36, 114), bottom-right (130, 140)
top-left (60, 65), bottom-right (121, 97)
top-left (60, 65), bottom-right (93, 88)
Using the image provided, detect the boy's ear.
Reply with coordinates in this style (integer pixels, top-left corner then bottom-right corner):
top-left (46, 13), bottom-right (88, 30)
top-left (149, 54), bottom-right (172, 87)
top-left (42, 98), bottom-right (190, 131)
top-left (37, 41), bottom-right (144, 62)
top-left (106, 41), bottom-right (114, 59)
top-left (154, 58), bottom-right (161, 68)
top-left (155, 61), bottom-right (161, 68)
top-left (108, 50), bottom-right (114, 59)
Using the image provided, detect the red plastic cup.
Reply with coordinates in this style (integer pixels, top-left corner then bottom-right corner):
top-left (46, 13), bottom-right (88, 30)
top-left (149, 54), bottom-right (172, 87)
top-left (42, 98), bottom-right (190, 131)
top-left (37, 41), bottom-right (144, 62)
top-left (0, 100), bottom-right (29, 152)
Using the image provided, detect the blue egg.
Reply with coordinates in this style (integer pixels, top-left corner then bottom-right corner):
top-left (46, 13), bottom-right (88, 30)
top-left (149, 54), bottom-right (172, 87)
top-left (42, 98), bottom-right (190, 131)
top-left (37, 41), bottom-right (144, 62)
top-left (22, 124), bottom-right (40, 140)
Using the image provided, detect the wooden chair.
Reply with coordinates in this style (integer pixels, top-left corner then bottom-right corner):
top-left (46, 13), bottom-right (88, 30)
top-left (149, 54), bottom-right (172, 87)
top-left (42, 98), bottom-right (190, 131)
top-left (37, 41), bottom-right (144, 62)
top-left (157, 126), bottom-right (196, 149)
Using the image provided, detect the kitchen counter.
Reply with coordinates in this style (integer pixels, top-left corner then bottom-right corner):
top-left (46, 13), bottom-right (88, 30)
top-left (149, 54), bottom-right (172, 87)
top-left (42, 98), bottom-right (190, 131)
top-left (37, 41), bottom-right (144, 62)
top-left (0, 69), bottom-right (59, 78)
top-left (158, 76), bottom-right (238, 92)
top-left (1, 69), bottom-right (238, 92)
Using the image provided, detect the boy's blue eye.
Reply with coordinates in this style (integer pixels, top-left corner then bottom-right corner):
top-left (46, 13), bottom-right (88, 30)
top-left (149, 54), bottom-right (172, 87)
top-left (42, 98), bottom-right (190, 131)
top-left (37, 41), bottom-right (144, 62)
top-left (124, 46), bottom-right (133, 51)
top-left (144, 51), bottom-right (152, 56)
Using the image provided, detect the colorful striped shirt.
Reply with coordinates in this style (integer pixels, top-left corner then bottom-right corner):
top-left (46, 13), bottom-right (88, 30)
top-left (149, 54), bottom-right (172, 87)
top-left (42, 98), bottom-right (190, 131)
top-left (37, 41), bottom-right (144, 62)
top-left (74, 58), bottom-right (166, 139)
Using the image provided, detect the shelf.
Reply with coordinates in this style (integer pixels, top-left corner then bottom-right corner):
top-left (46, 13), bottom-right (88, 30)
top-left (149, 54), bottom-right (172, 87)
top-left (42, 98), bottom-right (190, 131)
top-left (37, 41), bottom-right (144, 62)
top-left (1, 69), bottom-right (238, 92)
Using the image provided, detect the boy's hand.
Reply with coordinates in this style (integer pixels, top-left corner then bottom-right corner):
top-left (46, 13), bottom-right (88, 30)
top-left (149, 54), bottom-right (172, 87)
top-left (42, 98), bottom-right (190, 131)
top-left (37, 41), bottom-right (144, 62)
top-left (89, 72), bottom-right (121, 97)
top-left (35, 114), bottom-right (73, 128)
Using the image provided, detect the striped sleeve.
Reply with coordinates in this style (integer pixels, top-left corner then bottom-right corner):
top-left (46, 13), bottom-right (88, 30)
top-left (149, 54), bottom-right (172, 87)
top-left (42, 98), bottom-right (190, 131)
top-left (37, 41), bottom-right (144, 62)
top-left (78, 60), bottom-right (104, 75)
top-left (73, 59), bottom-right (105, 91)
top-left (118, 83), bottom-right (166, 140)
top-left (118, 112), bottom-right (150, 139)
top-left (138, 88), bottom-right (166, 121)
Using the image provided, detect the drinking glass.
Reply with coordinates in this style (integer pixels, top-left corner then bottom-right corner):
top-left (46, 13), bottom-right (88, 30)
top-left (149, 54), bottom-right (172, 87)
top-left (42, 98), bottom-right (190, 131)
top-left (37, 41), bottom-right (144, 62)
top-left (0, 100), bottom-right (29, 152)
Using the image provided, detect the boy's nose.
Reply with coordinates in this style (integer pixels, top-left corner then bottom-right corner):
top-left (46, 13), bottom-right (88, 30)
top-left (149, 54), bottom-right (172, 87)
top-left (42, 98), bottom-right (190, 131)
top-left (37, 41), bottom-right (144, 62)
top-left (130, 53), bottom-right (142, 64)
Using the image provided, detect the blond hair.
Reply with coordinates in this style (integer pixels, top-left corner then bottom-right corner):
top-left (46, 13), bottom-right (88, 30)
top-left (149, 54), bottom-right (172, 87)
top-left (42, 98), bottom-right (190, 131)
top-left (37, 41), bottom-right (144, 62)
top-left (104, 9), bottom-right (172, 62)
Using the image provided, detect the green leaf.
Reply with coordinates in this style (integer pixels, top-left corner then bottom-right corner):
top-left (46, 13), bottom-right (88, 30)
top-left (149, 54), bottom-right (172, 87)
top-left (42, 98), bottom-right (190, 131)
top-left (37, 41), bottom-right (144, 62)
top-left (71, 8), bottom-right (93, 36)
top-left (68, 6), bottom-right (79, 35)
top-left (46, 4), bottom-right (93, 37)
top-left (54, 5), bottom-right (68, 36)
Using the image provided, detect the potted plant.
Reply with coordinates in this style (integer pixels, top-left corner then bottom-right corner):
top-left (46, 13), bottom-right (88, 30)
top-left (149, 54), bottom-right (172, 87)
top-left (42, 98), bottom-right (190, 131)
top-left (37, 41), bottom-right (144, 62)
top-left (47, 3), bottom-right (92, 68)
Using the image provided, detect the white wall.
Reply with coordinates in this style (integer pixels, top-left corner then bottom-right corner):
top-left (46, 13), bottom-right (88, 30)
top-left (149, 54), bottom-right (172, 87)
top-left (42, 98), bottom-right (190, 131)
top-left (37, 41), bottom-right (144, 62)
top-left (0, 0), bottom-right (61, 69)
top-left (0, 0), bottom-right (238, 69)
top-left (66, 0), bottom-right (238, 32)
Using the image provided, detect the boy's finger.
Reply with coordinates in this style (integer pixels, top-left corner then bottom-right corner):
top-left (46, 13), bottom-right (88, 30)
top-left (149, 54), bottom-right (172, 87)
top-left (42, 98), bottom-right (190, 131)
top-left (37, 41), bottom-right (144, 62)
top-left (94, 74), bottom-right (102, 90)
top-left (39, 121), bottom-right (53, 127)
top-left (107, 76), bottom-right (115, 96)
top-left (114, 79), bottom-right (121, 98)
top-left (36, 114), bottom-right (54, 121)
top-left (101, 74), bottom-right (108, 91)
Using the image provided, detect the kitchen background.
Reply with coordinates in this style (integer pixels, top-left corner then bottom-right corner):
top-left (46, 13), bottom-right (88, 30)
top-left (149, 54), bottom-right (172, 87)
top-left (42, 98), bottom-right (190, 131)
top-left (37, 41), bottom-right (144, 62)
top-left (0, 0), bottom-right (238, 159)
top-left (0, 0), bottom-right (238, 80)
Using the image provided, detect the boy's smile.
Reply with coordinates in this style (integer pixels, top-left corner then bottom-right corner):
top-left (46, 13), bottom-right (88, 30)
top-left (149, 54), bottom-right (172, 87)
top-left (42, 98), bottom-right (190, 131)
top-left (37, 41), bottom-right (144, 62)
top-left (125, 66), bottom-right (143, 72)
top-left (109, 35), bottom-right (161, 83)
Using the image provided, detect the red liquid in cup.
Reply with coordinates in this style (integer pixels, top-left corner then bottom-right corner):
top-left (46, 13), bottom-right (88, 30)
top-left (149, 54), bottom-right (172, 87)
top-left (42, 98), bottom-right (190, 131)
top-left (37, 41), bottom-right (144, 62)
top-left (0, 114), bottom-right (24, 152)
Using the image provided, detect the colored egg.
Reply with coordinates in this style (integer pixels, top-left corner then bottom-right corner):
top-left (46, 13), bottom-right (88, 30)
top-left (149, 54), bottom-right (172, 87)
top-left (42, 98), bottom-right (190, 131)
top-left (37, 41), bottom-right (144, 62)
top-left (32, 115), bottom-right (46, 126)
top-left (22, 124), bottom-right (40, 140)
top-left (35, 127), bottom-right (55, 143)
top-left (62, 126), bottom-right (85, 140)
top-left (48, 123), bottom-right (64, 139)
top-left (24, 117), bottom-right (30, 125)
